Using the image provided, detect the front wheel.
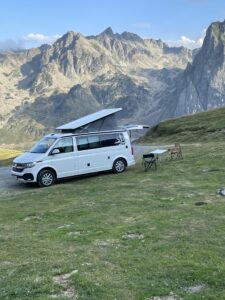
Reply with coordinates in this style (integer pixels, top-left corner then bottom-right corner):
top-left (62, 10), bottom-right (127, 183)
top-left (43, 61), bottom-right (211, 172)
top-left (113, 158), bottom-right (126, 173)
top-left (37, 170), bottom-right (56, 187)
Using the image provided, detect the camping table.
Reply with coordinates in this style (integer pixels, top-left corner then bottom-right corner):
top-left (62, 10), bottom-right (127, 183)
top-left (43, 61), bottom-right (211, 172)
top-left (150, 149), bottom-right (168, 161)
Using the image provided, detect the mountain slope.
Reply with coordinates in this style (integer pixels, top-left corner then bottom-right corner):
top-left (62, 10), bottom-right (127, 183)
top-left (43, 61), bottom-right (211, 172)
top-left (140, 106), bottom-right (225, 143)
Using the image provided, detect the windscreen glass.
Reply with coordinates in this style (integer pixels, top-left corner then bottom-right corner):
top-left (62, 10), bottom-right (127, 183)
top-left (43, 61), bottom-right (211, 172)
top-left (30, 137), bottom-right (57, 153)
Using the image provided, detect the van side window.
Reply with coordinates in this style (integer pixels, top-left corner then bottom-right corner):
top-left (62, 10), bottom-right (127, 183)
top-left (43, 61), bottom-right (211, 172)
top-left (53, 137), bottom-right (74, 153)
top-left (77, 137), bottom-right (89, 151)
top-left (77, 135), bottom-right (101, 151)
top-left (76, 133), bottom-right (125, 151)
top-left (100, 133), bottom-right (125, 147)
top-left (88, 135), bottom-right (101, 149)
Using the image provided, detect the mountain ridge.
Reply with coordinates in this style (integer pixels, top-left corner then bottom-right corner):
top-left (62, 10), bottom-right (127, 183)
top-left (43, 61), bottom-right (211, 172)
top-left (2, 21), bottom-right (225, 143)
top-left (0, 26), bottom-right (194, 138)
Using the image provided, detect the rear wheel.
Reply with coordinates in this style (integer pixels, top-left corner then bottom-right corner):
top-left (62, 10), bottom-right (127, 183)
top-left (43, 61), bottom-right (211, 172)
top-left (113, 158), bottom-right (126, 173)
top-left (37, 169), bottom-right (55, 187)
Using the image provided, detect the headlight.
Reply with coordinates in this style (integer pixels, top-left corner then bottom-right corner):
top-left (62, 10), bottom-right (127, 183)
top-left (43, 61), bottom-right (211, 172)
top-left (24, 162), bottom-right (36, 168)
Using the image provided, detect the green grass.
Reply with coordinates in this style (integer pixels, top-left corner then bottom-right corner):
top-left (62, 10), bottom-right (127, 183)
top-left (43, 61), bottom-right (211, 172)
top-left (1, 142), bottom-right (225, 299)
top-left (139, 106), bottom-right (225, 143)
top-left (0, 148), bottom-right (21, 166)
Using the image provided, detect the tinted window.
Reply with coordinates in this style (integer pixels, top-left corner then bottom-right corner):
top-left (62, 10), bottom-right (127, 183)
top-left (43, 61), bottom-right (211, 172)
top-left (77, 136), bottom-right (89, 151)
top-left (100, 133), bottom-right (125, 147)
top-left (76, 133), bottom-right (125, 151)
top-left (53, 137), bottom-right (74, 153)
top-left (88, 135), bottom-right (100, 149)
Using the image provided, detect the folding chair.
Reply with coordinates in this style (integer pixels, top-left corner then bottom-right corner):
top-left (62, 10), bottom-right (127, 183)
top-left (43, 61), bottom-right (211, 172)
top-left (168, 143), bottom-right (183, 160)
top-left (143, 153), bottom-right (157, 171)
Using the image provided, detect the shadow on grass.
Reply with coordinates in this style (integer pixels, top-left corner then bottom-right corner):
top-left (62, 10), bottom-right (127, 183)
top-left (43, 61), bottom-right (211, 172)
top-left (54, 170), bottom-right (114, 185)
top-left (8, 170), bottom-right (116, 190)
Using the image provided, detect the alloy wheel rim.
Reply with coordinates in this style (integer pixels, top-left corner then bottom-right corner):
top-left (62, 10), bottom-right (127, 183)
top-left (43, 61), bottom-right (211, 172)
top-left (115, 161), bottom-right (125, 172)
top-left (42, 173), bottom-right (53, 186)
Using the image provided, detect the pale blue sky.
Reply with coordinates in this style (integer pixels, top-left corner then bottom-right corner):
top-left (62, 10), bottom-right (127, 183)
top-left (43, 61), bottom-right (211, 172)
top-left (0, 0), bottom-right (225, 49)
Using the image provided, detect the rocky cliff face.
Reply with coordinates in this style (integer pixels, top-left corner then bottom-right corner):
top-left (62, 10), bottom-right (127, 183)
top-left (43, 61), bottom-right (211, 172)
top-left (157, 20), bottom-right (225, 122)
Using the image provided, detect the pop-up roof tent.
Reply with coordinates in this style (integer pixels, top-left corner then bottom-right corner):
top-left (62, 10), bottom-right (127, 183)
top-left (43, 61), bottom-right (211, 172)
top-left (56, 108), bottom-right (122, 134)
top-left (56, 108), bottom-right (149, 135)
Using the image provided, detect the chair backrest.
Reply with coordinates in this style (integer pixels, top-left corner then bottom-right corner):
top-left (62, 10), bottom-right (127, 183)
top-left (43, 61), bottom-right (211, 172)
top-left (168, 147), bottom-right (179, 154)
top-left (143, 153), bottom-right (155, 159)
top-left (175, 143), bottom-right (181, 149)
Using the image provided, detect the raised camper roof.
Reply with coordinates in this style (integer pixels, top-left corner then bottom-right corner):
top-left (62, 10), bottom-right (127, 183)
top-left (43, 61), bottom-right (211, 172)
top-left (56, 108), bottom-right (122, 134)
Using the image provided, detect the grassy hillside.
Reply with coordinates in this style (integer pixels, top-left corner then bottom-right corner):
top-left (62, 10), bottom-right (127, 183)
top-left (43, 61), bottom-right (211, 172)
top-left (0, 148), bottom-right (21, 166)
top-left (1, 142), bottom-right (225, 299)
top-left (0, 116), bottom-right (50, 145)
top-left (140, 107), bottom-right (225, 143)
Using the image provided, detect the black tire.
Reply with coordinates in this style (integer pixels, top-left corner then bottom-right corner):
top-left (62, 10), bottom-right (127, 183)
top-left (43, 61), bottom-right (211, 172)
top-left (37, 169), bottom-right (56, 187)
top-left (113, 158), bottom-right (126, 173)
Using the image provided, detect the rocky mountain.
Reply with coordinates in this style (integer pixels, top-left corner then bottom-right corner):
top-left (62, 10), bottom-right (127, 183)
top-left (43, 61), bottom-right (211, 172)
top-left (2, 20), bottom-right (225, 144)
top-left (154, 19), bottom-right (225, 124)
top-left (7, 20), bottom-right (225, 144)
top-left (0, 27), bottom-right (194, 142)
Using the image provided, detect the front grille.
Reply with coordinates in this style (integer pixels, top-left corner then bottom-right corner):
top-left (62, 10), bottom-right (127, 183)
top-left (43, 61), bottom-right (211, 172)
top-left (12, 167), bottom-right (24, 173)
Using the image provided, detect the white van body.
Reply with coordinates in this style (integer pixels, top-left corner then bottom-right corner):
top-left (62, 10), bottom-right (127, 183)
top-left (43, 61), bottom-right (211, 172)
top-left (11, 131), bottom-right (135, 187)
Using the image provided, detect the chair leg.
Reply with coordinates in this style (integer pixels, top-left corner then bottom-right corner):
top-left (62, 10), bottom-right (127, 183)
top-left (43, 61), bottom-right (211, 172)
top-left (144, 161), bottom-right (148, 171)
top-left (144, 160), bottom-right (157, 171)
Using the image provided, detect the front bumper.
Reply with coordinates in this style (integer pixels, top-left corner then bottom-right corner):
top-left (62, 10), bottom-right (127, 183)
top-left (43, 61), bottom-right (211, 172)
top-left (11, 170), bottom-right (35, 182)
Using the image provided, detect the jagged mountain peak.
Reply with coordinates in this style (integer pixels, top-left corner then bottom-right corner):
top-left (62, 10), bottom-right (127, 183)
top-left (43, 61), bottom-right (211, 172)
top-left (121, 31), bottom-right (143, 42)
top-left (209, 19), bottom-right (225, 37)
top-left (159, 19), bottom-right (225, 121)
top-left (199, 19), bottom-right (225, 55)
top-left (62, 30), bottom-right (81, 38)
top-left (53, 31), bottom-right (83, 48)
top-left (94, 27), bottom-right (143, 43)
top-left (189, 19), bottom-right (225, 71)
top-left (101, 27), bottom-right (114, 36)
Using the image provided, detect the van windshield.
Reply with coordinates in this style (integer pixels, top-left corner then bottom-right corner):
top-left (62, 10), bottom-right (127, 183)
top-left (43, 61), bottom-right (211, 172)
top-left (30, 137), bottom-right (57, 153)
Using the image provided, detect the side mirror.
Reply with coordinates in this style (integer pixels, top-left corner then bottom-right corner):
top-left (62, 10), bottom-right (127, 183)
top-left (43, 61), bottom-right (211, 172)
top-left (51, 148), bottom-right (60, 155)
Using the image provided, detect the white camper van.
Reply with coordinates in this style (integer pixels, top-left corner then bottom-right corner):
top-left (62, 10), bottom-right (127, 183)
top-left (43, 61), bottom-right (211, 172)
top-left (11, 109), bottom-right (135, 187)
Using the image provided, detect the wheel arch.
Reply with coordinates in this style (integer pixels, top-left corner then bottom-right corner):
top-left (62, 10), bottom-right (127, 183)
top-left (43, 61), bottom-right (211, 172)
top-left (36, 167), bottom-right (57, 181)
top-left (112, 156), bottom-right (128, 168)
